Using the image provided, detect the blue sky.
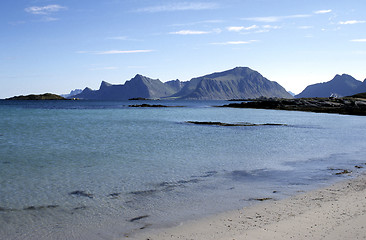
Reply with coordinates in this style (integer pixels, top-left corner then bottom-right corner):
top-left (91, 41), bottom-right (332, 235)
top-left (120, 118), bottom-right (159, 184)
top-left (1, 0), bottom-right (366, 98)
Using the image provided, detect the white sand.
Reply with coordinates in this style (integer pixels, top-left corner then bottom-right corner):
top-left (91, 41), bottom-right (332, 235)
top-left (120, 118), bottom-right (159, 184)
top-left (131, 173), bottom-right (366, 240)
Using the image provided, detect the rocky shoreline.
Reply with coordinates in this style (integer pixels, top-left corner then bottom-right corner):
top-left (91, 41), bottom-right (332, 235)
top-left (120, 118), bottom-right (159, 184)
top-left (223, 96), bottom-right (366, 116)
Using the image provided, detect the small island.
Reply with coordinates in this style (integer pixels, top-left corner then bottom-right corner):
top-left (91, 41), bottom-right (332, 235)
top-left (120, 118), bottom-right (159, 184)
top-left (6, 93), bottom-right (68, 100)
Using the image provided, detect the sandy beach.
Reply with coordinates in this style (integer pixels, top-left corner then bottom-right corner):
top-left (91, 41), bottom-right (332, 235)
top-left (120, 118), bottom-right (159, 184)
top-left (131, 172), bottom-right (366, 240)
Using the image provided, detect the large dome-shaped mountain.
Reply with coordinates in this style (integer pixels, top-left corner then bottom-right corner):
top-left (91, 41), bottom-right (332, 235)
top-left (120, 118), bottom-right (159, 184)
top-left (171, 67), bottom-right (292, 100)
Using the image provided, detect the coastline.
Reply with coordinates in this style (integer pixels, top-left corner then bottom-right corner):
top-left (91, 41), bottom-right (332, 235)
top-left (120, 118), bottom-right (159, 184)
top-left (131, 172), bottom-right (366, 240)
top-left (223, 97), bottom-right (366, 116)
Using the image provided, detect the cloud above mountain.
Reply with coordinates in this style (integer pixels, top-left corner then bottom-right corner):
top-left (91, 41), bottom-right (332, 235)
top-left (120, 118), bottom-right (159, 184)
top-left (25, 4), bottom-right (66, 15)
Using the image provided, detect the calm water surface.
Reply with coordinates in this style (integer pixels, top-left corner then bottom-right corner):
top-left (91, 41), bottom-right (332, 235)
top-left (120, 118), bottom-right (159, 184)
top-left (0, 100), bottom-right (365, 239)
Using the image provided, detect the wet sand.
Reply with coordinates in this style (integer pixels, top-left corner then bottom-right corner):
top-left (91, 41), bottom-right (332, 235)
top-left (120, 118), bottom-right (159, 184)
top-left (131, 172), bottom-right (366, 240)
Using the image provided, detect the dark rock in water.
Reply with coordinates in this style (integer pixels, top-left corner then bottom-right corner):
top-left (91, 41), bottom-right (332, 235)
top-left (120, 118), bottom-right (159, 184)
top-left (129, 104), bottom-right (168, 108)
top-left (139, 224), bottom-right (152, 230)
top-left (335, 170), bottom-right (352, 175)
top-left (129, 104), bottom-right (184, 108)
top-left (23, 205), bottom-right (59, 210)
top-left (108, 192), bottom-right (121, 199)
top-left (73, 206), bottom-right (88, 210)
top-left (129, 215), bottom-right (149, 222)
top-left (355, 165), bottom-right (363, 169)
top-left (249, 197), bottom-right (273, 201)
top-left (69, 190), bottom-right (94, 198)
top-left (186, 121), bottom-right (286, 127)
top-left (129, 97), bottom-right (149, 100)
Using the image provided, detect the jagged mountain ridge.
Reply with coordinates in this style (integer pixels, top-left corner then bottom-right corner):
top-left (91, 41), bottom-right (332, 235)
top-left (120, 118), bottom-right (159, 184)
top-left (296, 74), bottom-right (366, 98)
top-left (74, 67), bottom-right (292, 100)
top-left (75, 75), bottom-right (183, 100)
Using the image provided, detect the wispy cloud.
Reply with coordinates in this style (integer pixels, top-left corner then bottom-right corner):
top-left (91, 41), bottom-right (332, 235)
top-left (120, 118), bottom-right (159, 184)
top-left (227, 25), bottom-right (258, 32)
top-left (25, 4), bottom-right (67, 15)
top-left (169, 30), bottom-right (210, 35)
top-left (262, 25), bottom-right (281, 29)
top-left (227, 26), bottom-right (244, 32)
top-left (351, 39), bottom-right (366, 42)
top-left (211, 40), bottom-right (258, 45)
top-left (170, 19), bottom-right (224, 27)
top-left (339, 20), bottom-right (366, 25)
top-left (314, 9), bottom-right (332, 14)
top-left (226, 25), bottom-right (280, 34)
top-left (77, 50), bottom-right (154, 54)
top-left (298, 26), bottom-right (314, 29)
top-left (243, 14), bottom-right (310, 23)
top-left (136, 2), bottom-right (218, 13)
top-left (95, 50), bottom-right (154, 54)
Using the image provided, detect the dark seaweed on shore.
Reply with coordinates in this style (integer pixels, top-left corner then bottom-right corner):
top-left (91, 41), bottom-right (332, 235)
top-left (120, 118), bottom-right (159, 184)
top-left (129, 215), bottom-right (149, 222)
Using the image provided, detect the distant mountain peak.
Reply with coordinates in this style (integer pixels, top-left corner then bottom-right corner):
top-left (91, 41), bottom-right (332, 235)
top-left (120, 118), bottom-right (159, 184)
top-left (233, 66), bottom-right (253, 72)
top-left (296, 73), bottom-right (364, 98)
top-left (333, 74), bottom-right (355, 80)
top-left (133, 74), bottom-right (144, 79)
top-left (100, 81), bottom-right (112, 90)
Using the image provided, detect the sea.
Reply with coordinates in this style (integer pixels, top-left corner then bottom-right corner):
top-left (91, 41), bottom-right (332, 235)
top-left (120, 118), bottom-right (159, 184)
top-left (0, 100), bottom-right (365, 239)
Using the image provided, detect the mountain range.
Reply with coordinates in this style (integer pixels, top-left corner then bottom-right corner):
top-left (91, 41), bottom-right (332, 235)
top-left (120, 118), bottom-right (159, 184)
top-left (73, 67), bottom-right (292, 100)
top-left (296, 74), bottom-right (366, 98)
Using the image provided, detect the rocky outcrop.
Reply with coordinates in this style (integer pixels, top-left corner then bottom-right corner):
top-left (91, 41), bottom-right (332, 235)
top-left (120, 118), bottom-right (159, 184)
top-left (223, 96), bottom-right (366, 116)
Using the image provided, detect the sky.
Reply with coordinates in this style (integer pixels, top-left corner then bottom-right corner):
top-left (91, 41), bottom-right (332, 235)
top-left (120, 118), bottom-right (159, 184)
top-left (1, 0), bottom-right (366, 98)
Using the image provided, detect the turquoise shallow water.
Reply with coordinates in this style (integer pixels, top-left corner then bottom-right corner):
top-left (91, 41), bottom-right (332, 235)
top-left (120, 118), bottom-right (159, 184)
top-left (0, 100), bottom-right (366, 239)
